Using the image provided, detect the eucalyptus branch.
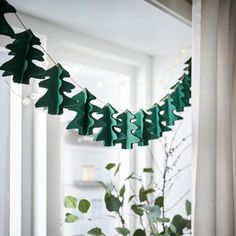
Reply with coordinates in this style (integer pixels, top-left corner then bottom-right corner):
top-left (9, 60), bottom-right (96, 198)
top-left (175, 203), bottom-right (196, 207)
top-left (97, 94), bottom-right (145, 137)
top-left (161, 149), bottom-right (169, 230)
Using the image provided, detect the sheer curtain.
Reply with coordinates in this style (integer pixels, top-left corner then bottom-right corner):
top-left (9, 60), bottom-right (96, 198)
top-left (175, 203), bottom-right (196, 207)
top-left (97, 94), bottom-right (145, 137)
top-left (0, 76), bottom-right (10, 236)
top-left (193, 0), bottom-right (236, 235)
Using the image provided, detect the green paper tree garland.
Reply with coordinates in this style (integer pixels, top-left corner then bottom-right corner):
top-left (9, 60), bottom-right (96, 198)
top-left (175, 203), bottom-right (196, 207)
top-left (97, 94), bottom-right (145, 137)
top-left (0, 1), bottom-right (192, 149)
top-left (0, 29), bottom-right (45, 84)
top-left (0, 0), bottom-right (16, 37)
top-left (35, 64), bottom-right (76, 115)
top-left (66, 89), bottom-right (105, 135)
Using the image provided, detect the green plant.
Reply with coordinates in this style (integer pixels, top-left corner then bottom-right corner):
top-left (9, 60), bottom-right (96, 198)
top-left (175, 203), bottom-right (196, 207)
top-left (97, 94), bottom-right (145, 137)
top-left (64, 125), bottom-right (191, 236)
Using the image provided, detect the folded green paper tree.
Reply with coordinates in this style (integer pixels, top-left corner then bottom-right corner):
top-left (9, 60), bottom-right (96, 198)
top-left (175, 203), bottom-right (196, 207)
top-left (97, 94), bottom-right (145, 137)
top-left (35, 64), bottom-right (76, 115)
top-left (0, 29), bottom-right (45, 84)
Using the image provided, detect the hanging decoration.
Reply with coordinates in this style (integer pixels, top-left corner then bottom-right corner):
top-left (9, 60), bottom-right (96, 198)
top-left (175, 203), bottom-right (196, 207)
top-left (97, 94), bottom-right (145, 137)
top-left (147, 103), bottom-right (171, 139)
top-left (35, 64), bottom-right (76, 115)
top-left (0, 0), bottom-right (16, 37)
top-left (170, 83), bottom-right (186, 112)
top-left (0, 29), bottom-right (45, 84)
top-left (66, 89), bottom-right (104, 135)
top-left (0, 0), bottom-right (192, 149)
top-left (134, 109), bottom-right (156, 146)
top-left (181, 74), bottom-right (191, 107)
top-left (160, 96), bottom-right (183, 126)
top-left (115, 110), bottom-right (140, 149)
top-left (94, 104), bottom-right (122, 147)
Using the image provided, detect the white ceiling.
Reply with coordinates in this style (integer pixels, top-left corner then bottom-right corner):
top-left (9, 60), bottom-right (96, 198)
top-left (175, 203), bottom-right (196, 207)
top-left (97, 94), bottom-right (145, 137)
top-left (10, 0), bottom-right (191, 55)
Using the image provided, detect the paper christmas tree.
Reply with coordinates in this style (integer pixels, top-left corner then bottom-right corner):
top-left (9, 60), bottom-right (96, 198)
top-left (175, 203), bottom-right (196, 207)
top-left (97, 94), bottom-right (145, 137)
top-left (181, 74), bottom-right (191, 107)
top-left (170, 82), bottom-right (186, 112)
top-left (184, 58), bottom-right (192, 75)
top-left (115, 110), bottom-right (140, 149)
top-left (35, 64), bottom-right (76, 115)
top-left (0, 29), bottom-right (45, 84)
top-left (0, 0), bottom-right (16, 37)
top-left (67, 89), bottom-right (105, 135)
top-left (147, 103), bottom-right (171, 138)
top-left (134, 109), bottom-right (156, 146)
top-left (94, 104), bottom-right (121, 146)
top-left (160, 96), bottom-right (183, 126)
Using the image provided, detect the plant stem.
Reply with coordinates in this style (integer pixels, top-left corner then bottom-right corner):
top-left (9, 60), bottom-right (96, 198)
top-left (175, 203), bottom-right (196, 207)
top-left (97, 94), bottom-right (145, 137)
top-left (162, 137), bottom-right (169, 231)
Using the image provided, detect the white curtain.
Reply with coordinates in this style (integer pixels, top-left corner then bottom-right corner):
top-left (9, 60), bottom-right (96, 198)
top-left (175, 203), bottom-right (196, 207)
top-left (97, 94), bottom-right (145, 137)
top-left (193, 0), bottom-right (236, 235)
top-left (0, 74), bottom-right (10, 236)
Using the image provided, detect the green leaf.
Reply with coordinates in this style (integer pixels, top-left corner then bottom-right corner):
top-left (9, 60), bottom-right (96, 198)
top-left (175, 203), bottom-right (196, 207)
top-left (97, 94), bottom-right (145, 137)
top-left (139, 187), bottom-right (147, 202)
top-left (133, 229), bottom-right (146, 236)
top-left (78, 199), bottom-right (91, 213)
top-left (185, 219), bottom-right (191, 229)
top-left (104, 192), bottom-right (121, 212)
top-left (171, 215), bottom-right (186, 234)
top-left (87, 227), bottom-right (105, 235)
top-left (64, 195), bottom-right (77, 209)
top-left (65, 213), bottom-right (79, 223)
top-left (155, 196), bottom-right (164, 208)
top-left (145, 206), bottom-right (161, 223)
top-left (144, 188), bottom-right (155, 195)
top-left (131, 204), bottom-right (144, 216)
top-left (119, 185), bottom-right (126, 197)
top-left (169, 223), bottom-right (176, 233)
top-left (185, 200), bottom-right (191, 216)
top-left (115, 227), bottom-right (130, 236)
top-left (143, 168), bottom-right (153, 173)
top-left (105, 163), bottom-right (116, 170)
top-left (128, 195), bottom-right (136, 202)
top-left (97, 181), bottom-right (113, 192)
top-left (114, 163), bottom-right (121, 176)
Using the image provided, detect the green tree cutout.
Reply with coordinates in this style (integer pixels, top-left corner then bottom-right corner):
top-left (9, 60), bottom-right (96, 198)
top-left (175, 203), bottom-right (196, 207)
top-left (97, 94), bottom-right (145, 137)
top-left (161, 96), bottom-right (183, 126)
top-left (147, 103), bottom-right (171, 139)
top-left (66, 89), bottom-right (105, 135)
top-left (0, 29), bottom-right (45, 84)
top-left (184, 58), bottom-right (191, 75)
top-left (115, 110), bottom-right (140, 149)
top-left (35, 64), bottom-right (76, 115)
top-left (94, 104), bottom-right (121, 146)
top-left (170, 82), bottom-right (186, 112)
top-left (0, 0), bottom-right (16, 37)
top-left (134, 109), bottom-right (156, 146)
top-left (181, 74), bottom-right (191, 107)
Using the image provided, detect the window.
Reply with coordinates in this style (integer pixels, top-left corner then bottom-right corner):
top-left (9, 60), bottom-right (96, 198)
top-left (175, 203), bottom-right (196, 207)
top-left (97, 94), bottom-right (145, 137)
top-left (60, 63), bottom-right (132, 235)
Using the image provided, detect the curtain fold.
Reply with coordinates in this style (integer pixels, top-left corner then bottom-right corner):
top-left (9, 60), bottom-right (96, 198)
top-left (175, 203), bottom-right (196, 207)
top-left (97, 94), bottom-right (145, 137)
top-left (193, 0), bottom-right (236, 235)
top-left (0, 76), bottom-right (10, 236)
